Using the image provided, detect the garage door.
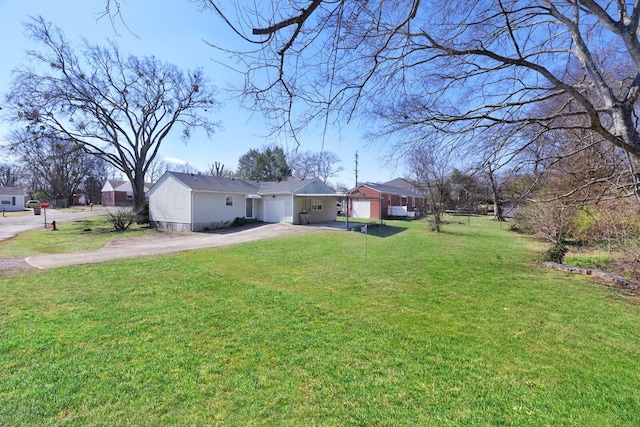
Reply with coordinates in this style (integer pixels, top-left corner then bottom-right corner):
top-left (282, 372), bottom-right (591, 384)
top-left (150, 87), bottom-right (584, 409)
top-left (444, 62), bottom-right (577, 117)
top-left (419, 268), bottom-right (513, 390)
top-left (264, 200), bottom-right (286, 223)
top-left (351, 201), bottom-right (371, 219)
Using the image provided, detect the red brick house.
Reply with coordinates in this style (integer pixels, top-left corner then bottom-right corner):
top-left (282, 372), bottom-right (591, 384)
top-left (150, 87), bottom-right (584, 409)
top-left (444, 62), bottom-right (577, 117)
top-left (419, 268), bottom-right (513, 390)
top-left (348, 181), bottom-right (426, 219)
top-left (101, 180), bottom-right (152, 206)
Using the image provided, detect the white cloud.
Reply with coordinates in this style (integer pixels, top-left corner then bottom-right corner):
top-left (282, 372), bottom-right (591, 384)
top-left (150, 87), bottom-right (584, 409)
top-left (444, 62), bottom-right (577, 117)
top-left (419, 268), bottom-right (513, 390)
top-left (164, 156), bottom-right (187, 165)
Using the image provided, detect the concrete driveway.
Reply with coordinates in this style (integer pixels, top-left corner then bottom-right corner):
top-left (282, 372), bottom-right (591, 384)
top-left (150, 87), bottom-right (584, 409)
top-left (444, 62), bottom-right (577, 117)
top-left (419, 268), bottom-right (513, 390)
top-left (0, 220), bottom-right (353, 275)
top-left (24, 222), bottom-right (331, 269)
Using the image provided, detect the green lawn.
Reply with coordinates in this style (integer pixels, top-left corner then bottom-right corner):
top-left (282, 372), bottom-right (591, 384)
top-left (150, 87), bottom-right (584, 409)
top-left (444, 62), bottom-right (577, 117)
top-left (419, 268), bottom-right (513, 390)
top-left (1, 218), bottom-right (638, 425)
top-left (0, 216), bottom-right (154, 258)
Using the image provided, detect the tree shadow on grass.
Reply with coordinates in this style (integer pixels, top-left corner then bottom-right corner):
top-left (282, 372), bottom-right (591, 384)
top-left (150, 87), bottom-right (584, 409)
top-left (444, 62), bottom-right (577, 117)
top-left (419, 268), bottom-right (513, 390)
top-left (438, 229), bottom-right (467, 237)
top-left (356, 224), bottom-right (407, 238)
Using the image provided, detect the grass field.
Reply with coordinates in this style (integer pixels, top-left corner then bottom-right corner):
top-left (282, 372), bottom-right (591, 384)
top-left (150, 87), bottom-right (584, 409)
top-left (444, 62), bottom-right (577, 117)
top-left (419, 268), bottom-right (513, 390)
top-left (1, 217), bottom-right (639, 425)
top-left (0, 215), bottom-right (154, 258)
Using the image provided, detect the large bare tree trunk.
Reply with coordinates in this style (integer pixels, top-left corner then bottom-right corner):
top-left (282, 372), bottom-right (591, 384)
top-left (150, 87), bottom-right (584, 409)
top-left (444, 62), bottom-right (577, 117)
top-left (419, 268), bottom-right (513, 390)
top-left (486, 162), bottom-right (503, 222)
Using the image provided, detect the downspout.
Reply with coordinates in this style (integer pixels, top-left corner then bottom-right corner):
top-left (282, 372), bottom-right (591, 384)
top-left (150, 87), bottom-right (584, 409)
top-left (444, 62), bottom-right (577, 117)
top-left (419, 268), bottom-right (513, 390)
top-left (346, 194), bottom-right (350, 229)
top-left (190, 190), bottom-right (194, 232)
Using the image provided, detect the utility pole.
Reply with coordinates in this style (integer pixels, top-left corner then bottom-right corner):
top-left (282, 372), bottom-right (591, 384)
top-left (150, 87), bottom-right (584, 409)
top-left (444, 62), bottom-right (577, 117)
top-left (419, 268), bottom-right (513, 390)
top-left (354, 151), bottom-right (359, 187)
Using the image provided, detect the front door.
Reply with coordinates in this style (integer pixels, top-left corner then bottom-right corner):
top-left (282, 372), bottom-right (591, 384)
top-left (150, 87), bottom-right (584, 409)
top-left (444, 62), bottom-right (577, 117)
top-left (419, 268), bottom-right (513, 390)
top-left (245, 198), bottom-right (253, 218)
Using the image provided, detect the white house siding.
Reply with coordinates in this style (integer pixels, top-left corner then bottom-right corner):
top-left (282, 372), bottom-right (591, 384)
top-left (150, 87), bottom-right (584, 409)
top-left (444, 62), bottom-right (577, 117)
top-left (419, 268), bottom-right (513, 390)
top-left (291, 180), bottom-right (337, 224)
top-left (295, 180), bottom-right (332, 195)
top-left (0, 192), bottom-right (24, 212)
top-left (150, 173), bottom-right (338, 230)
top-left (294, 196), bottom-right (337, 224)
top-left (191, 192), bottom-right (246, 231)
top-left (283, 197), bottom-right (294, 223)
top-left (253, 199), bottom-right (264, 222)
top-left (312, 197), bottom-right (339, 223)
top-left (149, 176), bottom-right (192, 231)
top-left (293, 198), bottom-right (306, 224)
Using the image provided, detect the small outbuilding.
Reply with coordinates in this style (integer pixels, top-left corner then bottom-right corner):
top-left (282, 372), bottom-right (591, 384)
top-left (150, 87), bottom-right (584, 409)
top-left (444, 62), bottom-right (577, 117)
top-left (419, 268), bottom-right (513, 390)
top-left (0, 187), bottom-right (27, 212)
top-left (149, 171), bottom-right (338, 232)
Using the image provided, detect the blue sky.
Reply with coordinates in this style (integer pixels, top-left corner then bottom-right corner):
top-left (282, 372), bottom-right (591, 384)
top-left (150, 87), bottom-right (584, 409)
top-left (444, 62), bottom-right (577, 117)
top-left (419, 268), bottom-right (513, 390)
top-left (0, 0), bottom-right (404, 187)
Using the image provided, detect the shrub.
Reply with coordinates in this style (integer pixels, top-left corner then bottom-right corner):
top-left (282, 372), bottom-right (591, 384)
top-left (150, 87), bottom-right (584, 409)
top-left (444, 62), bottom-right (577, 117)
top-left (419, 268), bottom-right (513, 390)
top-left (103, 207), bottom-right (136, 232)
top-left (514, 200), bottom-right (574, 245)
top-left (619, 246), bottom-right (640, 280)
top-left (571, 206), bottom-right (599, 244)
top-left (545, 243), bottom-right (568, 263)
top-left (509, 211), bottom-right (534, 234)
top-left (135, 202), bottom-right (150, 225)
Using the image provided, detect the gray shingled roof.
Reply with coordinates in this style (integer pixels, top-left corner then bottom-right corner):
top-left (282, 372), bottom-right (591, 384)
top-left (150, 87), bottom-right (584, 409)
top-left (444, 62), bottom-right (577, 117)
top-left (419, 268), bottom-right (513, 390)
top-left (384, 178), bottom-right (417, 190)
top-left (258, 179), bottom-right (320, 194)
top-left (356, 182), bottom-right (424, 198)
top-left (0, 186), bottom-right (25, 195)
top-left (162, 172), bottom-right (335, 196)
top-left (166, 172), bottom-right (260, 194)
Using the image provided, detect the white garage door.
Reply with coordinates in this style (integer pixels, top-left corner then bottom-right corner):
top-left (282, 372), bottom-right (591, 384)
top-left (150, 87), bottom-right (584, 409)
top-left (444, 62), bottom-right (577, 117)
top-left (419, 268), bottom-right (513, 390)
top-left (352, 201), bottom-right (371, 219)
top-left (264, 200), bottom-right (286, 223)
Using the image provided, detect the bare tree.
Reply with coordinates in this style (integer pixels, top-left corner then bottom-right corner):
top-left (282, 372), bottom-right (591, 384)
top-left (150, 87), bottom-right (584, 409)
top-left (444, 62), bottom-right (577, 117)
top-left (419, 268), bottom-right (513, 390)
top-left (289, 151), bottom-right (316, 180)
top-left (290, 150), bottom-right (343, 182)
top-left (449, 168), bottom-right (487, 212)
top-left (528, 126), bottom-right (636, 205)
top-left (208, 161), bottom-right (234, 177)
top-left (168, 162), bottom-right (200, 174)
top-left (178, 1), bottom-right (640, 165)
top-left (513, 126), bottom-right (637, 260)
top-left (523, 198), bottom-right (574, 262)
top-left (7, 129), bottom-right (101, 206)
top-left (0, 163), bottom-right (22, 187)
top-left (409, 145), bottom-right (453, 232)
top-left (4, 16), bottom-right (219, 209)
top-left (315, 151), bottom-right (344, 183)
top-left (145, 158), bottom-right (169, 183)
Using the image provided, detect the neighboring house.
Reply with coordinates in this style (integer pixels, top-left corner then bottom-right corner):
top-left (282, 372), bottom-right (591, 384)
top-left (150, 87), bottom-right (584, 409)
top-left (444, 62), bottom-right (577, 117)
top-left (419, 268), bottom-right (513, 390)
top-left (0, 187), bottom-right (27, 212)
top-left (383, 177), bottom-right (420, 191)
top-left (101, 180), bottom-right (152, 206)
top-left (149, 171), bottom-right (338, 231)
top-left (72, 193), bottom-right (90, 206)
top-left (501, 201), bottom-right (525, 218)
top-left (348, 181), bottom-right (426, 219)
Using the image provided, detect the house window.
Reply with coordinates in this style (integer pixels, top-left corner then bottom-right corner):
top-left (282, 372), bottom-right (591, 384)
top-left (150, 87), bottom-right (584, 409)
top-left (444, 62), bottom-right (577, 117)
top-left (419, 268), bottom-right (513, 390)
top-left (126, 192), bottom-right (133, 200)
top-left (225, 195), bottom-right (234, 207)
top-left (311, 199), bottom-right (323, 210)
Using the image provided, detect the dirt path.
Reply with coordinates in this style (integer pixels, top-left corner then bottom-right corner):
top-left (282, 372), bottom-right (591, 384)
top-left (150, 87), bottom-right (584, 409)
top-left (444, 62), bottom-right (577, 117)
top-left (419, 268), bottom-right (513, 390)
top-left (0, 258), bottom-right (37, 276)
top-left (0, 222), bottom-right (345, 276)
